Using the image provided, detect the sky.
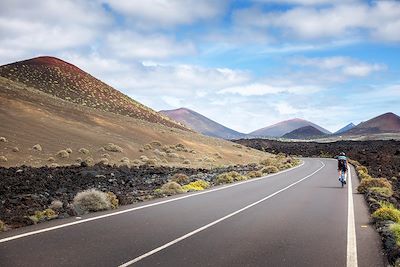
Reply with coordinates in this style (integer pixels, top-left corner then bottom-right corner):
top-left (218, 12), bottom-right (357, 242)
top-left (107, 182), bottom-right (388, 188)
top-left (0, 0), bottom-right (399, 133)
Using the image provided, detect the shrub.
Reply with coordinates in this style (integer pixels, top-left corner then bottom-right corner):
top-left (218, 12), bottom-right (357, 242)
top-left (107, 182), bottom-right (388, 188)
top-left (357, 178), bottom-right (392, 193)
top-left (356, 166), bottom-right (368, 174)
top-left (99, 158), bottom-right (109, 165)
top-left (358, 170), bottom-right (372, 180)
top-left (168, 153), bottom-right (179, 158)
top-left (33, 144), bottom-right (42, 151)
top-left (0, 220), bottom-right (5, 232)
top-left (182, 159), bottom-right (191, 165)
top-left (175, 143), bottom-right (186, 151)
top-left (106, 192), bottom-right (119, 209)
top-left (182, 180), bottom-right (210, 192)
top-left (260, 158), bottom-right (275, 166)
top-left (103, 143), bottom-right (123, 152)
top-left (120, 157), bottom-right (130, 164)
top-left (150, 141), bottom-right (162, 147)
top-left (372, 206), bottom-right (400, 223)
top-left (143, 144), bottom-right (152, 150)
top-left (171, 173), bottom-right (189, 185)
top-left (49, 163), bottom-right (59, 168)
top-left (29, 208), bottom-right (57, 224)
top-left (390, 223), bottom-right (400, 246)
top-left (140, 155), bottom-right (149, 162)
top-left (66, 148), bottom-right (72, 154)
top-left (56, 150), bottom-right (69, 159)
top-left (12, 147), bottom-right (19, 152)
top-left (0, 137), bottom-right (7, 142)
top-left (216, 171), bottom-right (246, 185)
top-left (73, 189), bottom-right (112, 213)
top-left (132, 159), bottom-right (141, 165)
top-left (247, 170), bottom-right (263, 178)
top-left (102, 153), bottom-right (110, 158)
top-left (368, 187), bottom-right (393, 198)
top-left (262, 166), bottom-right (279, 174)
top-left (157, 182), bottom-right (184, 195)
top-left (145, 158), bottom-right (157, 166)
top-left (79, 148), bottom-right (89, 154)
top-left (49, 200), bottom-right (63, 210)
top-left (0, 156), bottom-right (7, 162)
top-left (84, 157), bottom-right (94, 165)
top-left (154, 149), bottom-right (167, 157)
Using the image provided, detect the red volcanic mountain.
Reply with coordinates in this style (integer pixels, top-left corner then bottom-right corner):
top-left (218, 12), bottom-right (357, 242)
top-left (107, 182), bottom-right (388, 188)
top-left (282, 125), bottom-right (327, 139)
top-left (0, 56), bottom-right (185, 130)
top-left (345, 112), bottom-right (400, 135)
top-left (250, 118), bottom-right (331, 137)
top-left (160, 108), bottom-right (245, 139)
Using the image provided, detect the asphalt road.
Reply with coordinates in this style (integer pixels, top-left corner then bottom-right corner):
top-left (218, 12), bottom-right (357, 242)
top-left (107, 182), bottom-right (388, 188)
top-left (0, 158), bottom-right (386, 266)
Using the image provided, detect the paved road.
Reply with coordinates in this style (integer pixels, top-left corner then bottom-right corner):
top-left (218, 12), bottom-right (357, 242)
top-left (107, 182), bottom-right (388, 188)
top-left (0, 158), bottom-right (386, 266)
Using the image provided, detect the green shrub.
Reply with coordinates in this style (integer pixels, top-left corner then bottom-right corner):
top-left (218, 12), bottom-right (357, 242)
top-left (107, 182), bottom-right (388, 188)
top-left (262, 166), bottom-right (279, 174)
top-left (368, 187), bottom-right (393, 198)
top-left (29, 208), bottom-right (57, 224)
top-left (0, 220), bottom-right (5, 232)
top-left (357, 178), bottom-right (392, 193)
top-left (157, 182), bottom-right (184, 195)
top-left (215, 171), bottom-right (246, 185)
top-left (103, 143), bottom-right (123, 152)
top-left (372, 206), bottom-right (400, 223)
top-left (182, 180), bottom-right (210, 192)
top-left (56, 150), bottom-right (69, 158)
top-left (73, 189), bottom-right (112, 212)
top-left (356, 166), bottom-right (368, 174)
top-left (247, 170), bottom-right (263, 178)
top-left (171, 173), bottom-right (189, 185)
top-left (106, 192), bottom-right (119, 209)
top-left (390, 223), bottom-right (400, 246)
top-left (357, 170), bottom-right (372, 180)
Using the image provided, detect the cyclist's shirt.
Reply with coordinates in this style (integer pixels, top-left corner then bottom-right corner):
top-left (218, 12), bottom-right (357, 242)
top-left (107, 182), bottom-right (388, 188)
top-left (337, 155), bottom-right (347, 171)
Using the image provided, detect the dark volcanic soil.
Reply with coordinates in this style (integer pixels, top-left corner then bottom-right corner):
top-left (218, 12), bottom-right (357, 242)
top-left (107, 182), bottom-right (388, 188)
top-left (235, 139), bottom-right (400, 179)
top-left (0, 163), bottom-right (258, 229)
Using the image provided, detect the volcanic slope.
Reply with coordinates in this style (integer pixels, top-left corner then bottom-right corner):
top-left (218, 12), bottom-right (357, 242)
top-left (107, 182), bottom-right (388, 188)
top-left (0, 60), bottom-right (268, 168)
top-left (282, 125), bottom-right (327, 139)
top-left (0, 56), bottom-right (185, 130)
top-left (250, 118), bottom-right (331, 137)
top-left (160, 108), bottom-right (245, 139)
top-left (345, 112), bottom-right (400, 135)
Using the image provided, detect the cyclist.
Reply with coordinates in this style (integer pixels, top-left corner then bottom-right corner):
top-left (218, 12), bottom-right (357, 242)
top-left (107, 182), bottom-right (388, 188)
top-left (336, 152), bottom-right (348, 185)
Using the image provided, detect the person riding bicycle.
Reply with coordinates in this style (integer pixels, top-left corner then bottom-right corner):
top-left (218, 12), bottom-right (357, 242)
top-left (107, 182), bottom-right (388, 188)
top-left (336, 152), bottom-right (348, 185)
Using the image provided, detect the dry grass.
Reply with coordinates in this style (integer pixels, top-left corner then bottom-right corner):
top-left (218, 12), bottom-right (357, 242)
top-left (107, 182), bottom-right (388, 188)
top-left (171, 173), bottom-right (189, 185)
top-left (261, 166), bottom-right (279, 174)
top-left (0, 156), bottom-right (7, 162)
top-left (12, 147), bottom-right (19, 152)
top-left (357, 178), bottom-right (392, 193)
top-left (56, 150), bottom-right (69, 159)
top-left (156, 181), bottom-right (184, 195)
top-left (0, 137), bottom-right (7, 142)
top-left (79, 148), bottom-right (89, 154)
top-left (103, 143), bottom-right (123, 152)
top-left (73, 189), bottom-right (112, 213)
top-left (49, 200), bottom-right (63, 210)
top-left (0, 220), bottom-right (5, 232)
top-left (32, 144), bottom-right (42, 151)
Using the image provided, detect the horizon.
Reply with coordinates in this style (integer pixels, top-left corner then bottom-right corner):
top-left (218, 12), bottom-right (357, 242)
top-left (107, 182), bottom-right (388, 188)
top-left (1, 0), bottom-right (399, 133)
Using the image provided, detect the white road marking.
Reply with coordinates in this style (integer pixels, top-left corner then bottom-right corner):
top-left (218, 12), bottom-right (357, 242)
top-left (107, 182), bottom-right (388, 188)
top-left (0, 161), bottom-right (305, 244)
top-left (347, 167), bottom-right (358, 267)
top-left (118, 161), bottom-right (325, 267)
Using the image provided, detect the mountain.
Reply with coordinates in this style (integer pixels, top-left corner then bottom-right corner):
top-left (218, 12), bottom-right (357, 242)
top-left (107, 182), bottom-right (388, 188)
top-left (345, 112), bottom-right (400, 135)
top-left (334, 123), bottom-right (356, 135)
top-left (0, 57), bottom-right (267, 167)
top-left (282, 125), bottom-right (327, 139)
top-left (0, 56), bottom-right (185, 130)
top-left (160, 108), bottom-right (245, 139)
top-left (250, 118), bottom-right (331, 137)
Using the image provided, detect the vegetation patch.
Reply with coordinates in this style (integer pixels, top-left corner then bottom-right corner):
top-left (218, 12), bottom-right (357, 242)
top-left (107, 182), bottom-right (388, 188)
top-left (0, 137), bottom-right (7, 142)
top-left (103, 143), bottom-right (123, 152)
top-left (0, 156), bottom-right (7, 162)
top-left (28, 208), bottom-right (57, 224)
top-left (216, 171), bottom-right (247, 185)
top-left (390, 223), bottom-right (400, 246)
top-left (155, 182), bottom-right (184, 195)
top-left (79, 148), bottom-right (89, 154)
top-left (49, 200), bottom-right (63, 210)
top-left (182, 180), bottom-right (210, 192)
top-left (0, 220), bottom-right (5, 232)
top-left (73, 189), bottom-right (112, 213)
top-left (12, 147), bottom-right (19, 152)
top-left (368, 187), bottom-right (393, 198)
top-left (247, 170), bottom-right (263, 178)
top-left (261, 166), bottom-right (279, 174)
top-left (66, 148), bottom-right (72, 154)
top-left (171, 173), bottom-right (189, 185)
top-left (32, 144), bottom-right (42, 151)
top-left (372, 205), bottom-right (400, 223)
top-left (357, 178), bottom-right (392, 193)
top-left (106, 192), bottom-right (119, 209)
top-left (56, 150), bottom-right (70, 159)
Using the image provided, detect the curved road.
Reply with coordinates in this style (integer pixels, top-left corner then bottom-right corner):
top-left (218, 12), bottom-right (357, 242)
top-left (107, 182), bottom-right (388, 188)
top-left (0, 158), bottom-right (386, 266)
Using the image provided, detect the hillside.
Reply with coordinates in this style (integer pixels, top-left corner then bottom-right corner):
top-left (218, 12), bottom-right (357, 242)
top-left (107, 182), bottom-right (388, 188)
top-left (0, 56), bottom-right (185, 130)
top-left (334, 123), bottom-right (355, 135)
top-left (345, 112), bottom-right (400, 135)
top-left (160, 108), bottom-right (245, 139)
top-left (282, 125), bottom-right (326, 139)
top-left (250, 118), bottom-right (331, 137)
top-left (0, 58), bottom-right (268, 168)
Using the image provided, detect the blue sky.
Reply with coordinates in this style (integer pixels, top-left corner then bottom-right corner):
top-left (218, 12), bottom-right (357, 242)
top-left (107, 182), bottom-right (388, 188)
top-left (0, 0), bottom-right (399, 133)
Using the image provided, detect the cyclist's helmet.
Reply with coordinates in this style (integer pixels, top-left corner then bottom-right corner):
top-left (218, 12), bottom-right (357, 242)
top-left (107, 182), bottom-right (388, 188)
top-left (340, 152), bottom-right (345, 156)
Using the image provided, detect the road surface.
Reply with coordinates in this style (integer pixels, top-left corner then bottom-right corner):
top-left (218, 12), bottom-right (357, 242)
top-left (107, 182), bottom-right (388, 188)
top-left (0, 158), bottom-right (386, 266)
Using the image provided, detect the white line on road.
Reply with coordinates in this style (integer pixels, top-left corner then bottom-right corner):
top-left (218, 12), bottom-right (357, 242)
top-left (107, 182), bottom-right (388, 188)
top-left (0, 161), bottom-right (305, 244)
top-left (347, 167), bottom-right (358, 267)
top-left (118, 161), bottom-right (325, 267)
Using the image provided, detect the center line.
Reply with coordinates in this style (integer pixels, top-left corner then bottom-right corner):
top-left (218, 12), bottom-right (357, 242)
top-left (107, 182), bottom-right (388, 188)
top-left (118, 161), bottom-right (325, 267)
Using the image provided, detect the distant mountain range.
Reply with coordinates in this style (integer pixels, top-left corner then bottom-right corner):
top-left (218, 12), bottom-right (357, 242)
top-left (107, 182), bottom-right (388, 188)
top-left (159, 108), bottom-right (245, 139)
top-left (334, 123), bottom-right (355, 135)
top-left (249, 118), bottom-right (331, 137)
top-left (345, 112), bottom-right (400, 135)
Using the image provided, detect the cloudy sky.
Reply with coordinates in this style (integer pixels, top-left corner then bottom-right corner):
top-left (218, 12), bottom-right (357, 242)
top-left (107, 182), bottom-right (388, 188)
top-left (1, 0), bottom-right (399, 133)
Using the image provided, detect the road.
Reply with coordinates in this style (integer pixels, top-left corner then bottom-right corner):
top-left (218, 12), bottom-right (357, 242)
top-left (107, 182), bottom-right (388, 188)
top-left (0, 158), bottom-right (386, 266)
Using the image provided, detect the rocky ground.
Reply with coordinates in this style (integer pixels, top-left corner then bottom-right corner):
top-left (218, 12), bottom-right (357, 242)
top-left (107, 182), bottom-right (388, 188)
top-left (0, 163), bottom-right (261, 229)
top-left (235, 139), bottom-right (400, 179)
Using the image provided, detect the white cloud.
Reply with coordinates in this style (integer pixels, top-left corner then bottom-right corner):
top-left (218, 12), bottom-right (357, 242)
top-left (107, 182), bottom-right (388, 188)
top-left (105, 31), bottom-right (196, 59)
top-left (234, 1), bottom-right (400, 42)
top-left (104, 0), bottom-right (226, 27)
top-left (219, 82), bottom-right (321, 96)
top-left (291, 56), bottom-right (386, 77)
